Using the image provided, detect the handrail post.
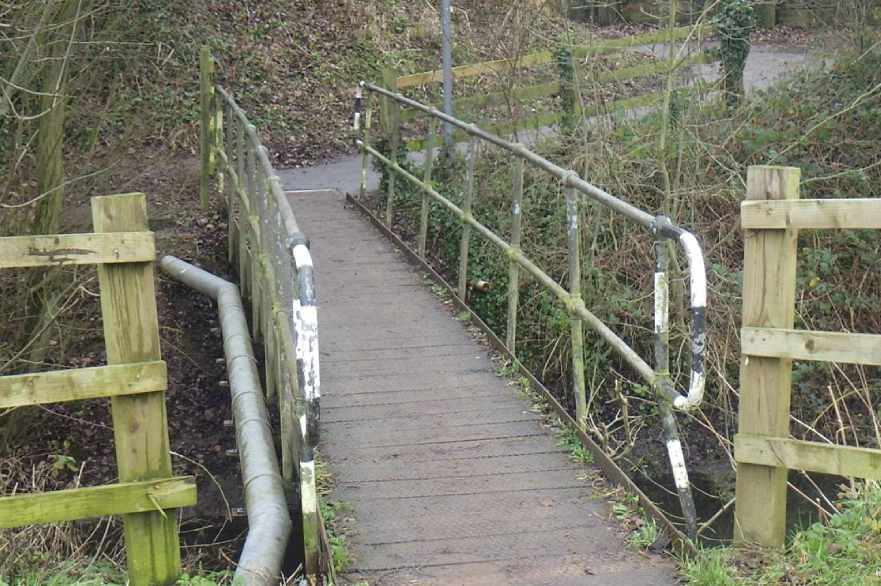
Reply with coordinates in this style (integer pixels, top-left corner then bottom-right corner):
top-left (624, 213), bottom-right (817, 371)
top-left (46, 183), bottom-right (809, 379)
top-left (458, 139), bottom-right (478, 300)
top-left (382, 68), bottom-right (401, 228)
top-left (199, 46), bottom-right (215, 209)
top-left (506, 155), bottom-right (524, 353)
top-left (565, 185), bottom-right (587, 429)
top-left (417, 121), bottom-right (437, 258)
top-left (734, 165), bottom-right (800, 547)
top-left (654, 240), bottom-right (697, 539)
top-left (359, 92), bottom-right (372, 200)
top-left (215, 98), bottom-right (224, 195)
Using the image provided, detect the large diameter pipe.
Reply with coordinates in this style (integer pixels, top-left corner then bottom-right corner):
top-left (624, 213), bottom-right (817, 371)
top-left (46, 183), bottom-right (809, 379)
top-left (159, 256), bottom-right (292, 586)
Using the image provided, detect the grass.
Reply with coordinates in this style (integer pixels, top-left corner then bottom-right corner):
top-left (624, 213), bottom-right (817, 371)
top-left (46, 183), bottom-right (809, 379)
top-left (0, 562), bottom-right (234, 586)
top-left (681, 482), bottom-right (881, 585)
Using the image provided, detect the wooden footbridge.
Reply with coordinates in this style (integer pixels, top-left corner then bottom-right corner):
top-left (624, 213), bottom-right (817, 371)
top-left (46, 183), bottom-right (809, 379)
top-left (137, 45), bottom-right (878, 586)
top-left (198, 46), bottom-right (709, 584)
top-left (287, 189), bottom-right (676, 585)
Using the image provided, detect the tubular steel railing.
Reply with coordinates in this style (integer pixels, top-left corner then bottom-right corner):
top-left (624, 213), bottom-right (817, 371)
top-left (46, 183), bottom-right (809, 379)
top-left (200, 49), bottom-right (321, 581)
top-left (356, 81), bottom-right (707, 538)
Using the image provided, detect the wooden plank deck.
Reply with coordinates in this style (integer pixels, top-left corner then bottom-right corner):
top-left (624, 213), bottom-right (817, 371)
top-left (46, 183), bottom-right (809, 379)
top-left (286, 189), bottom-right (675, 585)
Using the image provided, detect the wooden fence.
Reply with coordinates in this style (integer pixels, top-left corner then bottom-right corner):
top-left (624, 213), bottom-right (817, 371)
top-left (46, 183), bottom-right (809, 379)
top-left (0, 193), bottom-right (195, 585)
top-left (387, 25), bottom-right (714, 148)
top-left (734, 165), bottom-right (881, 546)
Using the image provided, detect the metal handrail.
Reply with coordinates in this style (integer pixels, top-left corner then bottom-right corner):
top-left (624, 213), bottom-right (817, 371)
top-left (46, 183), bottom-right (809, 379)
top-left (203, 66), bottom-right (322, 579)
top-left (360, 81), bottom-right (706, 411)
top-left (356, 80), bottom-right (708, 539)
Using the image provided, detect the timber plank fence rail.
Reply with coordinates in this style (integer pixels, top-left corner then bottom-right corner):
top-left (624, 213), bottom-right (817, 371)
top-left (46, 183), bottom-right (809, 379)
top-left (199, 48), bottom-right (323, 580)
top-left (0, 193), bottom-right (196, 585)
top-left (734, 166), bottom-right (881, 547)
top-left (355, 81), bottom-right (710, 539)
top-left (389, 25), bottom-right (715, 148)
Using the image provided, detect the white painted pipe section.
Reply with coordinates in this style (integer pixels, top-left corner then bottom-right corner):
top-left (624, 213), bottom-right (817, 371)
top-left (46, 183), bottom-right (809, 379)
top-left (159, 256), bottom-right (292, 586)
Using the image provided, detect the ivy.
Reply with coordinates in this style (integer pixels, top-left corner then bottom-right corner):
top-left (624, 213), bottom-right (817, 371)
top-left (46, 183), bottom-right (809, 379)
top-left (714, 0), bottom-right (754, 108)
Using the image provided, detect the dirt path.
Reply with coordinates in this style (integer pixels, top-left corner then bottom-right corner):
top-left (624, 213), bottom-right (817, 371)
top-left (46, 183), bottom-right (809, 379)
top-left (286, 189), bottom-right (675, 585)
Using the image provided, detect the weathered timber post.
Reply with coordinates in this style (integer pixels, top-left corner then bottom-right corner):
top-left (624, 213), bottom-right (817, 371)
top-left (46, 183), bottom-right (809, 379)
top-left (458, 139), bottom-right (479, 301)
top-left (734, 165), bottom-right (800, 546)
top-left (565, 185), bottom-right (587, 429)
top-left (753, 0), bottom-right (776, 28)
top-left (556, 44), bottom-right (577, 137)
top-left (92, 193), bottom-right (181, 584)
top-left (506, 155), bottom-right (524, 353)
top-left (382, 68), bottom-right (401, 227)
top-left (200, 46), bottom-right (215, 209)
top-left (417, 121), bottom-right (437, 258)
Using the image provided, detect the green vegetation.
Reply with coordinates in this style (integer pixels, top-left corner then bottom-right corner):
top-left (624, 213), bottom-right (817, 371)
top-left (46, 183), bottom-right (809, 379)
top-left (0, 560), bottom-right (233, 585)
top-left (320, 501), bottom-right (353, 575)
top-left (373, 20), bottom-right (881, 578)
top-left (682, 483), bottom-right (881, 585)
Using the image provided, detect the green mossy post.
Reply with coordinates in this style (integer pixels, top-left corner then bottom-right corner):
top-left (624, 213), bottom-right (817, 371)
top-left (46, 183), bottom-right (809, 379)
top-left (382, 68), bottom-right (401, 227)
top-left (200, 46), bottom-right (215, 209)
top-left (92, 193), bottom-right (183, 584)
top-left (417, 121), bottom-right (437, 258)
top-left (565, 186), bottom-right (587, 429)
top-left (753, 0), bottom-right (776, 28)
top-left (556, 44), bottom-right (577, 137)
top-left (458, 139), bottom-right (479, 301)
top-left (506, 156), bottom-right (524, 354)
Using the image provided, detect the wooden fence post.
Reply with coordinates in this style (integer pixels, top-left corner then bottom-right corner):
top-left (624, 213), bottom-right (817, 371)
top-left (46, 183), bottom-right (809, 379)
top-left (754, 1), bottom-right (777, 28)
top-left (200, 46), bottom-right (215, 209)
top-left (92, 193), bottom-right (181, 584)
top-left (734, 165), bottom-right (800, 547)
top-left (556, 45), bottom-right (577, 137)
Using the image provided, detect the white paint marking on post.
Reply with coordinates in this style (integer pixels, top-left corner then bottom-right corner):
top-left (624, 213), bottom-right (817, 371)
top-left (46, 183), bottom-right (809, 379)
top-left (654, 272), bottom-right (668, 335)
top-left (666, 438), bottom-right (691, 490)
top-left (293, 300), bottom-right (321, 401)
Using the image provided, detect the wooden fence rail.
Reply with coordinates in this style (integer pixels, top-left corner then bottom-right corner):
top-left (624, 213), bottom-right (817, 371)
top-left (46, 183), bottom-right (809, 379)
top-left (734, 166), bottom-right (881, 547)
top-left (0, 193), bottom-right (195, 585)
top-left (389, 24), bottom-right (714, 148)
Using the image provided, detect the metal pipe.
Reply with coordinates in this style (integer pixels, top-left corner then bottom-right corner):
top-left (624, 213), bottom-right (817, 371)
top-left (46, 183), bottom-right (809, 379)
top-left (159, 256), bottom-right (292, 586)
top-left (440, 0), bottom-right (454, 146)
top-left (458, 138), bottom-right (478, 300)
top-left (418, 121), bottom-right (437, 258)
top-left (654, 242), bottom-right (698, 539)
top-left (359, 140), bottom-right (660, 389)
top-left (359, 83), bottom-right (707, 412)
top-left (566, 187), bottom-right (587, 429)
top-left (506, 155), bottom-right (524, 354)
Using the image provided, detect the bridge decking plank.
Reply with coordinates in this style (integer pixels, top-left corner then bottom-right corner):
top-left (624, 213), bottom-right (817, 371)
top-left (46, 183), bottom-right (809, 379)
top-left (286, 189), bottom-right (674, 585)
